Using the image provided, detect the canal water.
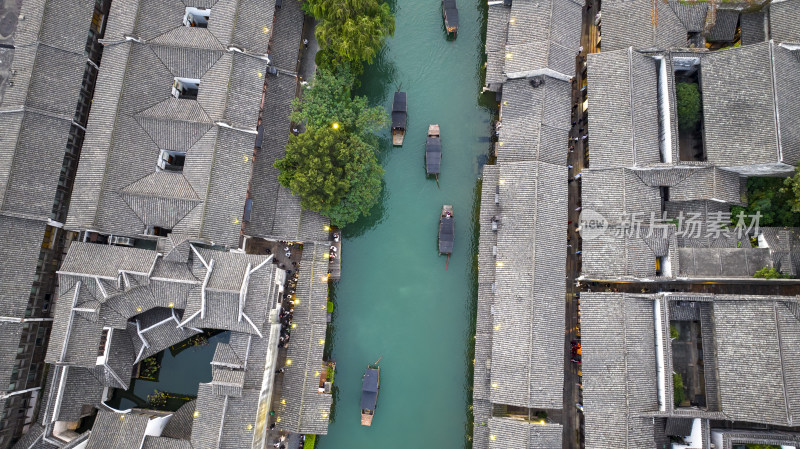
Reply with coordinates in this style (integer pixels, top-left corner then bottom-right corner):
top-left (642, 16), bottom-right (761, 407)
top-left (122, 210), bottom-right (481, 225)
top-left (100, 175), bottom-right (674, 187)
top-left (319, 1), bottom-right (492, 448)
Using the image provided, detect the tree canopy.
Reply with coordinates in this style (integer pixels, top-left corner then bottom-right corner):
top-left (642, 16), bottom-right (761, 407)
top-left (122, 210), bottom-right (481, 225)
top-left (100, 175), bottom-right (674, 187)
top-left (291, 67), bottom-right (385, 135)
top-left (732, 176), bottom-right (800, 228)
top-left (305, 0), bottom-right (395, 73)
top-left (783, 163), bottom-right (800, 214)
top-left (675, 82), bottom-right (702, 130)
top-left (753, 266), bottom-right (793, 279)
top-left (275, 68), bottom-right (387, 227)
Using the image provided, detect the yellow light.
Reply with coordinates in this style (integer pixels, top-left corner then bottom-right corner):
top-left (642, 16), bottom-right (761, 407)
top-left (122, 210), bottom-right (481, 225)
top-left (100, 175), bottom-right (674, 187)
top-left (494, 324), bottom-right (502, 330)
top-left (286, 359), bottom-right (292, 365)
top-left (496, 261), bottom-right (504, 267)
top-left (498, 178), bottom-right (506, 184)
top-left (502, 101), bottom-right (508, 105)
top-left (323, 253), bottom-right (329, 258)
top-left (276, 417), bottom-right (281, 423)
top-left (193, 411), bottom-right (199, 418)
top-left (263, 27), bottom-right (270, 33)
top-left (168, 302), bottom-right (174, 308)
top-left (295, 299), bottom-right (300, 305)
top-left (505, 53), bottom-right (513, 59)
top-left (281, 399), bottom-right (286, 405)
top-left (490, 435), bottom-right (497, 441)
top-left (491, 383), bottom-right (498, 389)
top-left (322, 412), bottom-right (328, 418)
top-left (315, 371), bottom-right (320, 377)
top-left (257, 72), bottom-right (263, 78)
top-left (323, 226), bottom-right (330, 231)
top-left (291, 323), bottom-right (297, 329)
top-left (332, 122), bottom-right (340, 130)
top-left (509, 17), bottom-right (516, 24)
top-left (246, 423), bottom-right (253, 430)
top-left (498, 142), bottom-right (504, 147)
top-left (120, 415), bottom-right (125, 420)
top-left (136, 306), bottom-right (142, 312)
top-left (539, 420), bottom-right (546, 425)
top-left (319, 339), bottom-right (325, 345)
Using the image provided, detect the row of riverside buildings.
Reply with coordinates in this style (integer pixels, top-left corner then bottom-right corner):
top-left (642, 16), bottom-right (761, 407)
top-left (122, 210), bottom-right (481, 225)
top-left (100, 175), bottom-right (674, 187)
top-left (0, 0), bottom-right (336, 447)
top-left (474, 0), bottom-right (800, 448)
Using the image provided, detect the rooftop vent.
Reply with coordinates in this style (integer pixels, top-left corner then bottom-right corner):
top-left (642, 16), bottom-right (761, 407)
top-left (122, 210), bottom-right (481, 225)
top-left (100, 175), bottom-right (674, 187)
top-left (183, 7), bottom-right (210, 28)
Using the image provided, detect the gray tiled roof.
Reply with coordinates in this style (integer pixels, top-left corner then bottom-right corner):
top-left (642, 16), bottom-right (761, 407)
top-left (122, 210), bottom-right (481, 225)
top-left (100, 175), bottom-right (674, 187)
top-left (600, 0), bottom-right (688, 52)
top-left (487, 162), bottom-right (567, 410)
top-left (269, 0), bottom-right (304, 72)
top-left (487, 418), bottom-right (563, 449)
top-left (0, 216), bottom-right (48, 318)
top-left (582, 225), bottom-right (678, 280)
top-left (160, 400), bottom-right (196, 440)
top-left (85, 410), bottom-right (149, 449)
top-left (0, 0), bottom-right (96, 220)
top-left (769, 0), bottom-right (800, 44)
top-left (586, 49), bottom-right (664, 169)
top-left (740, 11), bottom-right (767, 45)
top-left (678, 247), bottom-right (773, 278)
top-left (707, 9), bottom-right (740, 42)
top-left (66, 40), bottom-right (265, 246)
top-left (715, 429), bottom-right (800, 449)
top-left (483, 0), bottom-right (581, 89)
top-left (702, 41), bottom-right (800, 171)
top-left (496, 78), bottom-right (571, 165)
top-left (141, 436), bottom-right (193, 449)
top-left (44, 240), bottom-right (290, 446)
top-left (582, 292), bottom-right (800, 447)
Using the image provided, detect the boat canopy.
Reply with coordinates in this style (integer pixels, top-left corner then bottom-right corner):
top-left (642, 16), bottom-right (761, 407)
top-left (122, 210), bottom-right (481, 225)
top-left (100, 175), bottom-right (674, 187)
top-left (361, 369), bottom-right (379, 411)
top-left (439, 216), bottom-right (454, 254)
top-left (391, 92), bottom-right (407, 130)
top-left (426, 137), bottom-right (442, 175)
top-left (443, 0), bottom-right (459, 29)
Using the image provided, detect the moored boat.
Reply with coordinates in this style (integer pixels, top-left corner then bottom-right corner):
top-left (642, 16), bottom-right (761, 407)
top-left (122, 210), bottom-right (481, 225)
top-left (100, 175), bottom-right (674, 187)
top-left (439, 205), bottom-right (454, 255)
top-left (426, 124), bottom-right (442, 176)
top-left (442, 0), bottom-right (459, 36)
top-left (392, 92), bottom-right (407, 146)
top-left (361, 363), bottom-right (380, 426)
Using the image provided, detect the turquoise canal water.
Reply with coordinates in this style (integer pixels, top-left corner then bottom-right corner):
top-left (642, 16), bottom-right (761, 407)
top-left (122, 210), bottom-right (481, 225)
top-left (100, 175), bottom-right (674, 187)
top-left (319, 2), bottom-right (492, 448)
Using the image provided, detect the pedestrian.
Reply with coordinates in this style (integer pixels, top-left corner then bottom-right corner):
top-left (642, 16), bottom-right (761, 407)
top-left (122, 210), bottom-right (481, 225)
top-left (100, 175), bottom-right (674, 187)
top-left (303, 38), bottom-right (309, 49)
top-left (575, 207), bottom-right (582, 211)
top-left (581, 135), bottom-right (588, 140)
top-left (576, 250), bottom-right (582, 255)
top-left (567, 244), bottom-right (572, 248)
top-left (567, 164), bottom-right (573, 169)
top-left (568, 178), bottom-right (574, 183)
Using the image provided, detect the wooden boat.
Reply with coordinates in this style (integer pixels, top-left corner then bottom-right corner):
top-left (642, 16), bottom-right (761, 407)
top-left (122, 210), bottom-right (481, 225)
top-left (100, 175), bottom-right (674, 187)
top-left (360, 363), bottom-right (380, 426)
top-left (391, 92), bottom-right (407, 146)
top-left (425, 125), bottom-right (442, 176)
top-left (439, 205), bottom-right (454, 255)
top-left (442, 0), bottom-right (459, 36)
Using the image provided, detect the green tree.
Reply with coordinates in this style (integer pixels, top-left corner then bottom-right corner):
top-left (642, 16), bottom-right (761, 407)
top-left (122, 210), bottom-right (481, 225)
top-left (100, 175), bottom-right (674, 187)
top-left (291, 67), bottom-right (386, 136)
top-left (746, 445), bottom-right (781, 449)
top-left (305, 0), bottom-right (395, 72)
top-left (675, 82), bottom-right (702, 130)
top-left (673, 373), bottom-right (685, 407)
top-left (275, 127), bottom-right (383, 227)
top-left (783, 163), bottom-right (800, 213)
top-left (753, 266), bottom-right (792, 279)
top-left (732, 177), bottom-right (800, 228)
